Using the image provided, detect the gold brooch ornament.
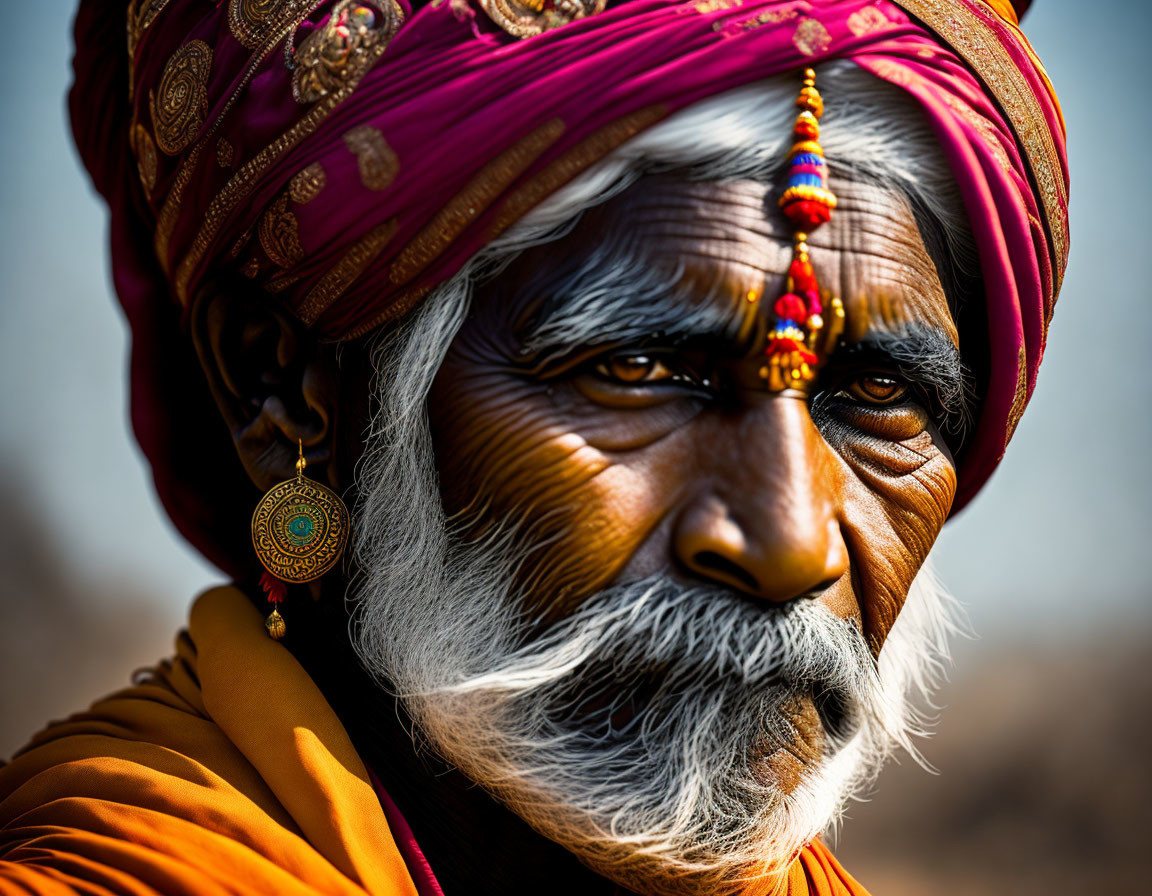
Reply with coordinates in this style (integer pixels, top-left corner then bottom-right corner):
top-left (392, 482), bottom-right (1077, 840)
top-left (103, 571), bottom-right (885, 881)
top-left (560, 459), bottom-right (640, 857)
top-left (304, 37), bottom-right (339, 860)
top-left (288, 0), bottom-right (404, 104)
top-left (251, 441), bottom-right (350, 639)
top-left (478, 0), bottom-right (607, 38)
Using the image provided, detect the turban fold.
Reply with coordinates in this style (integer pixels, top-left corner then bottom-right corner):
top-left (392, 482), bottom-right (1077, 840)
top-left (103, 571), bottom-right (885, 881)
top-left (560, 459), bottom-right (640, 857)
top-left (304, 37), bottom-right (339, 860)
top-left (71, 0), bottom-right (1068, 574)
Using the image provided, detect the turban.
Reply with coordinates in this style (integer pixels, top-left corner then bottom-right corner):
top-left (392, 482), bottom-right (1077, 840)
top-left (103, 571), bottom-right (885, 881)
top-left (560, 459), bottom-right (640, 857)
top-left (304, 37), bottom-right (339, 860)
top-left (71, 0), bottom-right (1068, 575)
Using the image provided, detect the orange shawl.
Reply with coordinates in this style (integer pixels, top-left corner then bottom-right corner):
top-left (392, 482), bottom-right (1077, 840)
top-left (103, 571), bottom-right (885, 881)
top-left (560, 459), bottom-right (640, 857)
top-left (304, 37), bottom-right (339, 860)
top-left (0, 587), bottom-right (868, 896)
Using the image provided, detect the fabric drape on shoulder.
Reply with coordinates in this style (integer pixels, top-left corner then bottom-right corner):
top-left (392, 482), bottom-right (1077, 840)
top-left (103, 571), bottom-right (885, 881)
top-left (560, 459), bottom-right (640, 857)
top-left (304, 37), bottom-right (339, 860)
top-left (0, 588), bottom-right (869, 895)
top-left (0, 588), bottom-right (418, 896)
top-left (791, 839), bottom-right (870, 895)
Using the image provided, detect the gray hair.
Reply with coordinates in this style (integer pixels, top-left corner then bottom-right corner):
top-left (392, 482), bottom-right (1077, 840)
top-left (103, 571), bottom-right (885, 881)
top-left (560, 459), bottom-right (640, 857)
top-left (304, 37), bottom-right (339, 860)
top-left (481, 60), bottom-right (977, 311)
top-left (349, 63), bottom-right (965, 894)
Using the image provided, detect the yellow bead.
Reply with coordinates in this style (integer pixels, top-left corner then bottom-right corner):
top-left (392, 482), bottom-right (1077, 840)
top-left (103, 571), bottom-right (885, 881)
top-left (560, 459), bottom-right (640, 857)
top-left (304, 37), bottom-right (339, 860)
top-left (265, 609), bottom-right (286, 640)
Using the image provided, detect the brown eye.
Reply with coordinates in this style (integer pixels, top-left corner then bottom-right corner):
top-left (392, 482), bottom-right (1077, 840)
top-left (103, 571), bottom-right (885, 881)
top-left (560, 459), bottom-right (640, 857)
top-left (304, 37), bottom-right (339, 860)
top-left (846, 375), bottom-right (908, 405)
top-left (595, 354), bottom-right (676, 385)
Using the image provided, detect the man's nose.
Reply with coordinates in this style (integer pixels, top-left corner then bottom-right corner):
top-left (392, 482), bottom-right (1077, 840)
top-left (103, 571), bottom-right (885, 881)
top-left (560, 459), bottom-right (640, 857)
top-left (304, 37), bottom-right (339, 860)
top-left (672, 398), bottom-right (848, 603)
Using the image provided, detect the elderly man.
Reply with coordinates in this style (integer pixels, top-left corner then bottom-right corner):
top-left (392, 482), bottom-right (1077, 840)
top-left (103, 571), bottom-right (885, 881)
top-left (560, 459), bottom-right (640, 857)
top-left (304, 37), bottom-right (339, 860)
top-left (0, 0), bottom-right (1067, 894)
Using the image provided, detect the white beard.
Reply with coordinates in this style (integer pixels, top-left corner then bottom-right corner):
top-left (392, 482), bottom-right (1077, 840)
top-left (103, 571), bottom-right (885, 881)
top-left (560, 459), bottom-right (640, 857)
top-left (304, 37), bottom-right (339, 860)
top-left (350, 291), bottom-right (958, 896)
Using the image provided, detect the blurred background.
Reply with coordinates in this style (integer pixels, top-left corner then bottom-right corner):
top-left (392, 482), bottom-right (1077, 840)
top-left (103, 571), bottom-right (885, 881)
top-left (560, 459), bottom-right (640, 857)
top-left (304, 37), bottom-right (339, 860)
top-left (0, 0), bottom-right (1148, 892)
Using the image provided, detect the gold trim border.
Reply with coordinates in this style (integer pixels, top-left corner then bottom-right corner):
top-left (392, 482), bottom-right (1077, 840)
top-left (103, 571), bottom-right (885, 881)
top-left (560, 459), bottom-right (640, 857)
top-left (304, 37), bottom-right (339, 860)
top-left (889, 0), bottom-right (1067, 291)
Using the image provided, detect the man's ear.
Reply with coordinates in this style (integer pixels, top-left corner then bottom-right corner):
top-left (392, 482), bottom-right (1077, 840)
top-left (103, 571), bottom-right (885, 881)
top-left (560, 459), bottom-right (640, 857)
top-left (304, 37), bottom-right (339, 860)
top-left (188, 283), bottom-right (359, 495)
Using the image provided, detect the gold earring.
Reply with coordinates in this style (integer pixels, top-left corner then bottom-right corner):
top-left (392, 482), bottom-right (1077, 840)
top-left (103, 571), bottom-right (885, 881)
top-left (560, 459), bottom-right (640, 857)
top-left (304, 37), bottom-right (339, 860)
top-left (251, 440), bottom-right (350, 639)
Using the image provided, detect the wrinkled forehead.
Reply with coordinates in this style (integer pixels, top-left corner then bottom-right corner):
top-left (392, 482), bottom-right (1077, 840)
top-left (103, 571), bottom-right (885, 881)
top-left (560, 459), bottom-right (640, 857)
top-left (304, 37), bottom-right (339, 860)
top-left (482, 172), bottom-right (957, 354)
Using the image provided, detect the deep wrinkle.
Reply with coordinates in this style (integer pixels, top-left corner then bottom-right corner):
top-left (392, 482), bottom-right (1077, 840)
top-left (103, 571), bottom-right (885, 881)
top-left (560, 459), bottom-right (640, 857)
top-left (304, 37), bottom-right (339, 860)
top-left (429, 173), bottom-right (959, 662)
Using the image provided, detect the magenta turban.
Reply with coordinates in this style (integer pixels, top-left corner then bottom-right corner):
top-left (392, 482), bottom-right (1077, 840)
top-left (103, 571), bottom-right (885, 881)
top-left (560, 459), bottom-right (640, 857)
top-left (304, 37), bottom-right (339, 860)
top-left (70, 0), bottom-right (1068, 574)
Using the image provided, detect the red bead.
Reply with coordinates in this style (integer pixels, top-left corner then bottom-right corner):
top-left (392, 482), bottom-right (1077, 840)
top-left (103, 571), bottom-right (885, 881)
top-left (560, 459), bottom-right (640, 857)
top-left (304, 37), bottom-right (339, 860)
top-left (789, 258), bottom-right (816, 293)
top-left (783, 199), bottom-right (832, 229)
top-left (260, 570), bottom-right (287, 605)
top-left (774, 293), bottom-right (807, 321)
top-left (766, 338), bottom-right (817, 365)
top-left (790, 257), bottom-right (813, 277)
top-left (794, 119), bottom-right (819, 140)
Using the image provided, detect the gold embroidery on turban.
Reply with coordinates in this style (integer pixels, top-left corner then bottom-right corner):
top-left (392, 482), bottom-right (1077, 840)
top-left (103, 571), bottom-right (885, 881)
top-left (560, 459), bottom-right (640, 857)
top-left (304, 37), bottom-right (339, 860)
top-left (1005, 345), bottom-right (1028, 444)
top-left (888, 0), bottom-right (1068, 287)
top-left (259, 194), bottom-right (306, 269)
top-left (847, 7), bottom-right (890, 36)
top-left (154, 4), bottom-right (319, 273)
top-left (343, 126), bottom-right (399, 191)
top-left (149, 40), bottom-right (213, 156)
top-left (170, 4), bottom-right (402, 301)
top-left (228, 0), bottom-right (282, 49)
top-left (131, 122), bottom-right (159, 193)
top-left (289, 163), bottom-right (328, 205)
top-left (127, 0), bottom-right (169, 55)
top-left (490, 106), bottom-right (668, 238)
top-left (295, 220), bottom-right (398, 325)
top-left (478, 0), bottom-right (608, 39)
top-left (291, 0), bottom-right (404, 105)
top-left (792, 17), bottom-right (832, 55)
top-left (388, 118), bottom-right (567, 286)
top-left (217, 137), bottom-right (236, 168)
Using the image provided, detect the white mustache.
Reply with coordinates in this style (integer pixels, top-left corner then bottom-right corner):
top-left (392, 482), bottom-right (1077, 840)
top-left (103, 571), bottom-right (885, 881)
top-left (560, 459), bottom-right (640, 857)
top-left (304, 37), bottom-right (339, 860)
top-left (422, 576), bottom-right (875, 744)
top-left (348, 284), bottom-right (961, 895)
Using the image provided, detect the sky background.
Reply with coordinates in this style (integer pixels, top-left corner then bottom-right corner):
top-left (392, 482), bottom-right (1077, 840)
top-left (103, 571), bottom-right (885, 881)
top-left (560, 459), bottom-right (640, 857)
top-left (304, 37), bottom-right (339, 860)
top-left (0, 0), bottom-right (1149, 722)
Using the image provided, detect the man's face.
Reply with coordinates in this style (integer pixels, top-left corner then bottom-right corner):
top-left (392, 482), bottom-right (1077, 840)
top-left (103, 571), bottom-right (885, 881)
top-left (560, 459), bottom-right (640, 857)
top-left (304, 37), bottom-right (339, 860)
top-left (429, 174), bottom-right (960, 654)
top-left (357, 172), bottom-right (964, 894)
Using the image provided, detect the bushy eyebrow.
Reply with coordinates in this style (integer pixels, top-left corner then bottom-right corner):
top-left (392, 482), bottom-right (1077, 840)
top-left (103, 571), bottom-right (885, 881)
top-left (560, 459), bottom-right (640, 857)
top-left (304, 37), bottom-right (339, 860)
top-left (834, 324), bottom-right (974, 441)
top-left (517, 242), bottom-right (749, 360)
top-left (515, 241), bottom-right (973, 443)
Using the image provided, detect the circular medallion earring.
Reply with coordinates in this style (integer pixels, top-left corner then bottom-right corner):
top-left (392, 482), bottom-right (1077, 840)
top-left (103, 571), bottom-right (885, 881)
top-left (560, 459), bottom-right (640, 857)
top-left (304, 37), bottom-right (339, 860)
top-left (250, 441), bottom-right (350, 639)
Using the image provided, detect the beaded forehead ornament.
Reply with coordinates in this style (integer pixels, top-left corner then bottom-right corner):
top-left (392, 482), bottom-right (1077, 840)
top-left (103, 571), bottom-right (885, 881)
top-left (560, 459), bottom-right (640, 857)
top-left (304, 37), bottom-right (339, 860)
top-left (762, 68), bottom-right (845, 392)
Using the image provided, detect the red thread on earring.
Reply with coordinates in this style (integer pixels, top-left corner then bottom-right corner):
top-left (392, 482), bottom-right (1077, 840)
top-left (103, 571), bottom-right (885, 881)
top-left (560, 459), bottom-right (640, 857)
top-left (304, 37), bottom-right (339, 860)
top-left (260, 571), bottom-right (288, 605)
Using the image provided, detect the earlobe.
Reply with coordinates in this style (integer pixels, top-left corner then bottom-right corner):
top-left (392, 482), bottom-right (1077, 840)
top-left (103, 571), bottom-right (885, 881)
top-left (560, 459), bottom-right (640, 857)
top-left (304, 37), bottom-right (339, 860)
top-left (188, 282), bottom-right (341, 494)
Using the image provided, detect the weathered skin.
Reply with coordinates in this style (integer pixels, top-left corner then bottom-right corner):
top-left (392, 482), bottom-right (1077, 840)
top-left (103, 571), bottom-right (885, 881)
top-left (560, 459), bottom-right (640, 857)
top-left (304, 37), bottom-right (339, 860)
top-left (429, 175), bottom-right (958, 655)
top-left (191, 172), bottom-right (961, 896)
